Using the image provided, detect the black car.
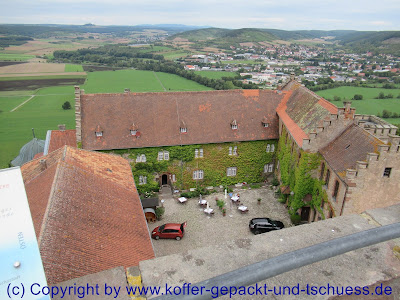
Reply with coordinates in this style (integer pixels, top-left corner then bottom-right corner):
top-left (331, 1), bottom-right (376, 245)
top-left (249, 218), bottom-right (284, 235)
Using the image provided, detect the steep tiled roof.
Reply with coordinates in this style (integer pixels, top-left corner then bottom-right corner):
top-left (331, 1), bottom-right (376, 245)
top-left (80, 89), bottom-right (284, 150)
top-left (46, 129), bottom-right (76, 154)
top-left (20, 146), bottom-right (154, 284)
top-left (320, 124), bottom-right (383, 179)
top-left (280, 81), bottom-right (338, 147)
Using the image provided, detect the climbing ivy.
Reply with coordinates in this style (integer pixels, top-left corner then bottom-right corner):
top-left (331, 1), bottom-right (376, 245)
top-left (105, 140), bottom-right (277, 193)
top-left (277, 127), bottom-right (327, 219)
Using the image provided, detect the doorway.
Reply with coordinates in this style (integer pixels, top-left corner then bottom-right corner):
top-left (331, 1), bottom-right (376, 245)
top-left (162, 174), bottom-right (168, 185)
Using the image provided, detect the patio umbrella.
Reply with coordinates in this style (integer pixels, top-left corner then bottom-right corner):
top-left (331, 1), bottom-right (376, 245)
top-left (206, 201), bottom-right (210, 211)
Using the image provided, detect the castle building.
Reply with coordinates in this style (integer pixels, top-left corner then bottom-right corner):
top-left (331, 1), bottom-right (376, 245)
top-left (75, 81), bottom-right (400, 222)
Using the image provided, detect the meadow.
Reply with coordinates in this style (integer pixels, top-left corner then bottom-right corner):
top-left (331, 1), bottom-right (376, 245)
top-left (316, 86), bottom-right (400, 124)
top-left (0, 69), bottom-right (212, 167)
top-left (82, 69), bottom-right (212, 93)
top-left (0, 53), bottom-right (36, 61)
top-left (65, 64), bottom-right (84, 72)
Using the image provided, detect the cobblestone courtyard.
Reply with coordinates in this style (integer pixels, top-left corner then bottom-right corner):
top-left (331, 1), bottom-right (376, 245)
top-left (148, 185), bottom-right (293, 257)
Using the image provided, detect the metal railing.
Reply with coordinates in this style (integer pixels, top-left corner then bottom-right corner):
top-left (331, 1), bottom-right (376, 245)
top-left (154, 222), bottom-right (400, 300)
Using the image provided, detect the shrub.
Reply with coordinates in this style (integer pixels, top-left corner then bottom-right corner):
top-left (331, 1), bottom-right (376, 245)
top-left (155, 207), bottom-right (165, 219)
top-left (290, 213), bottom-right (301, 225)
top-left (353, 94), bottom-right (363, 100)
top-left (271, 177), bottom-right (279, 186)
top-left (62, 101), bottom-right (71, 110)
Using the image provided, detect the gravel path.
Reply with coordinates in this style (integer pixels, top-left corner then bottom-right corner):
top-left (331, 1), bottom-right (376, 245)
top-left (148, 185), bottom-right (293, 257)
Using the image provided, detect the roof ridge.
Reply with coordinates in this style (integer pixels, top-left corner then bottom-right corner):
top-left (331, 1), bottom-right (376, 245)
top-left (37, 159), bottom-right (62, 247)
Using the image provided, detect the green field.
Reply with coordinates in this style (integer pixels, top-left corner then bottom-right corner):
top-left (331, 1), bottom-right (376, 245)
top-left (0, 74), bottom-right (87, 81)
top-left (0, 86), bottom-right (75, 168)
top-left (194, 71), bottom-right (237, 79)
top-left (316, 86), bottom-right (400, 124)
top-left (0, 70), bottom-right (212, 168)
top-left (0, 53), bottom-right (36, 61)
top-left (65, 64), bottom-right (84, 72)
top-left (82, 69), bottom-right (212, 93)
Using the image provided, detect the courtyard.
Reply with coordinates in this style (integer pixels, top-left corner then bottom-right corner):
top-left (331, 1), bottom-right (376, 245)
top-left (147, 184), bottom-right (293, 257)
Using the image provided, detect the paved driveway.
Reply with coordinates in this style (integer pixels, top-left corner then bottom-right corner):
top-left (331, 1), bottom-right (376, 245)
top-left (148, 185), bottom-right (293, 257)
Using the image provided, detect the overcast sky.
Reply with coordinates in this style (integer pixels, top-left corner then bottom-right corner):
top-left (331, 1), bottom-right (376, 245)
top-left (1, 0), bottom-right (399, 31)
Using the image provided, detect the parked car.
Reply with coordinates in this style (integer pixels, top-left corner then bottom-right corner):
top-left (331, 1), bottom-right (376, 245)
top-left (152, 222), bottom-right (187, 240)
top-left (249, 218), bottom-right (284, 235)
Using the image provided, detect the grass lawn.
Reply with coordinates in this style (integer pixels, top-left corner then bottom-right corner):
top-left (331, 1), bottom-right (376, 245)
top-left (316, 86), bottom-right (400, 125)
top-left (0, 53), bottom-right (36, 61)
top-left (194, 71), bottom-right (237, 79)
top-left (82, 69), bottom-right (211, 93)
top-left (161, 50), bottom-right (191, 60)
top-left (65, 64), bottom-right (84, 72)
top-left (0, 85), bottom-right (75, 168)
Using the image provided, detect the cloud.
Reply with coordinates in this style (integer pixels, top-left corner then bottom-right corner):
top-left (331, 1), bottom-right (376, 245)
top-left (0, 0), bottom-right (399, 30)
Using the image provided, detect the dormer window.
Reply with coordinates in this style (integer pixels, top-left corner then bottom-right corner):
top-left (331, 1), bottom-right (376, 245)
top-left (180, 120), bottom-right (187, 133)
top-left (130, 123), bottom-right (138, 136)
top-left (231, 120), bottom-right (238, 130)
top-left (95, 125), bottom-right (103, 137)
top-left (262, 116), bottom-right (269, 128)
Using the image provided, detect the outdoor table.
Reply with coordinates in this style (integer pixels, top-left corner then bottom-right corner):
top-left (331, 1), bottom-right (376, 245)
top-left (204, 208), bottom-right (214, 214)
top-left (231, 195), bottom-right (240, 202)
top-left (238, 205), bottom-right (249, 213)
top-left (199, 199), bottom-right (207, 206)
top-left (178, 197), bottom-right (187, 203)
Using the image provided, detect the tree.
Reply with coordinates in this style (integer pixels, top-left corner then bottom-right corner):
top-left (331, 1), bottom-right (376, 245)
top-left (382, 110), bottom-right (391, 118)
top-left (353, 94), bottom-right (363, 100)
top-left (377, 92), bottom-right (385, 99)
top-left (62, 101), bottom-right (71, 110)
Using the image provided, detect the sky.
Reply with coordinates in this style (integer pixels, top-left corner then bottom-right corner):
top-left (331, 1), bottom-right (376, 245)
top-left (1, 0), bottom-right (399, 31)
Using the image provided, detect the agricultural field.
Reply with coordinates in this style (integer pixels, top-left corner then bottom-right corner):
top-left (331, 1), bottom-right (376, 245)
top-left (316, 86), bottom-right (400, 124)
top-left (194, 71), bottom-right (237, 79)
top-left (0, 69), bottom-right (212, 167)
top-left (220, 60), bottom-right (265, 65)
top-left (0, 53), bottom-right (36, 61)
top-left (82, 69), bottom-right (212, 93)
top-left (0, 86), bottom-right (75, 168)
top-left (65, 64), bottom-right (84, 72)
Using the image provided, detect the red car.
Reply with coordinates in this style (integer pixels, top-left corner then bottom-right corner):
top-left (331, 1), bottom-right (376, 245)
top-left (152, 222), bottom-right (187, 240)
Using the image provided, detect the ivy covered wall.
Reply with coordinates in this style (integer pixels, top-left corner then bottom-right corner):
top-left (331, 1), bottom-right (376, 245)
top-left (109, 140), bottom-right (277, 194)
top-left (277, 127), bottom-right (328, 220)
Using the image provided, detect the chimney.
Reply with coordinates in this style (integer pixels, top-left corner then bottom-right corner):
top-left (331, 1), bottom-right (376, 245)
top-left (40, 159), bottom-right (47, 171)
top-left (342, 101), bottom-right (355, 120)
top-left (75, 86), bottom-right (82, 143)
top-left (58, 124), bottom-right (66, 131)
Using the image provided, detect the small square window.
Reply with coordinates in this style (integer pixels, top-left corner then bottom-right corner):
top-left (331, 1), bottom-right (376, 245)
top-left (195, 149), bottom-right (199, 158)
top-left (139, 175), bottom-right (147, 185)
top-left (231, 124), bottom-right (238, 130)
top-left (199, 148), bottom-right (203, 158)
top-left (227, 167), bottom-right (237, 176)
top-left (141, 154), bottom-right (146, 163)
top-left (164, 151), bottom-right (169, 161)
top-left (172, 174), bottom-right (176, 182)
top-left (158, 152), bottom-right (164, 161)
top-left (268, 164), bottom-right (274, 172)
top-left (180, 127), bottom-right (187, 133)
top-left (95, 131), bottom-right (103, 137)
top-left (263, 123), bottom-right (269, 128)
top-left (130, 130), bottom-right (137, 136)
top-left (271, 144), bottom-right (275, 152)
top-left (233, 146), bottom-right (237, 155)
top-left (229, 147), bottom-right (232, 155)
top-left (193, 170), bottom-right (204, 180)
top-left (266, 144), bottom-right (271, 152)
top-left (383, 168), bottom-right (392, 177)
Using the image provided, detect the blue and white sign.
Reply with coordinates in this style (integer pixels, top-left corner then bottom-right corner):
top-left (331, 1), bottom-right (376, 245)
top-left (0, 167), bottom-right (49, 300)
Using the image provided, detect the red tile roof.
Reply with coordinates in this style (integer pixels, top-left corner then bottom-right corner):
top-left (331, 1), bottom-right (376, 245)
top-left (47, 129), bottom-right (76, 154)
top-left (21, 146), bottom-right (154, 284)
top-left (280, 81), bottom-right (339, 147)
top-left (80, 90), bottom-right (284, 150)
top-left (320, 124), bottom-right (383, 180)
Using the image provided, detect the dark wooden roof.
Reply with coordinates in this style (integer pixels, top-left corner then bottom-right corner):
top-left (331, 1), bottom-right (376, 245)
top-left (320, 124), bottom-right (383, 179)
top-left (80, 89), bottom-right (284, 150)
